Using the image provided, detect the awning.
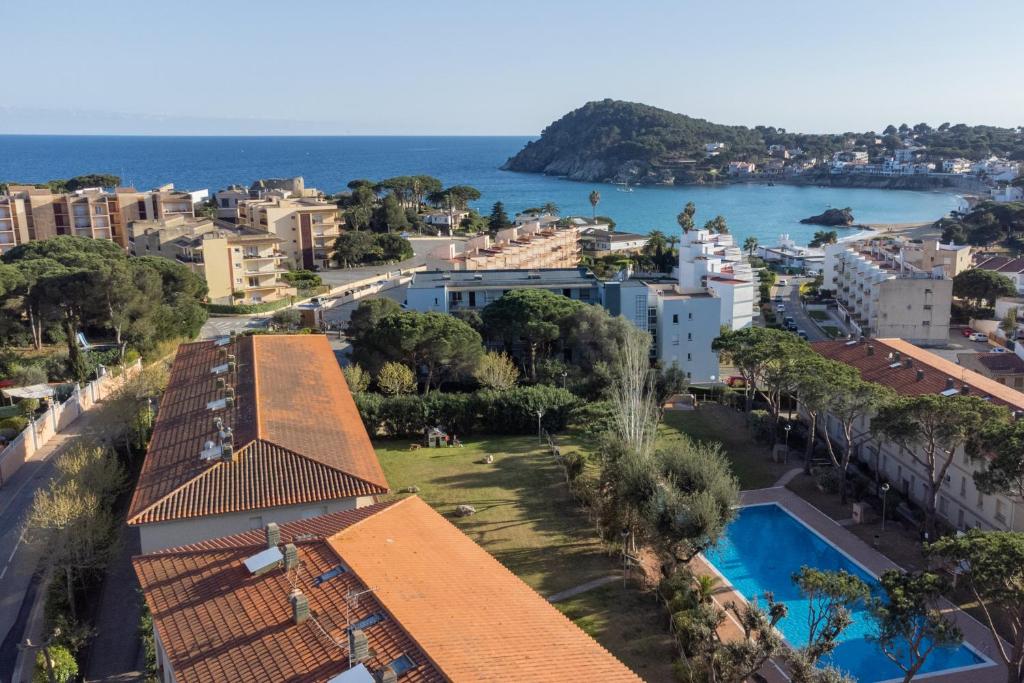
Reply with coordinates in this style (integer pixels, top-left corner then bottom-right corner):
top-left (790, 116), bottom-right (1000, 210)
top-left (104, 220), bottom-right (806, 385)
top-left (1, 384), bottom-right (55, 400)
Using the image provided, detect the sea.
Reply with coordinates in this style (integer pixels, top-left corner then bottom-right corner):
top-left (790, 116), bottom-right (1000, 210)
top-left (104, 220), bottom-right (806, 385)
top-left (0, 135), bottom-right (962, 247)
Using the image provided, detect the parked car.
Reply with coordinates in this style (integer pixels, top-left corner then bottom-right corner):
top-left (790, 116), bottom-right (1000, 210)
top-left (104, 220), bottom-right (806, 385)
top-left (797, 330), bottom-right (809, 340)
top-left (778, 279), bottom-right (788, 286)
top-left (969, 332), bottom-right (988, 342)
top-left (961, 327), bottom-right (975, 337)
top-left (776, 304), bottom-right (786, 312)
top-left (725, 375), bottom-right (747, 388)
top-left (990, 347), bottom-right (1009, 354)
top-left (784, 316), bottom-right (795, 327)
top-left (775, 295), bottom-right (784, 303)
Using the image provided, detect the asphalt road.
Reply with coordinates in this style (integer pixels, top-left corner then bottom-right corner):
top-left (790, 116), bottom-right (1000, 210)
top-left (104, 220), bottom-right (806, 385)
top-left (772, 277), bottom-right (829, 342)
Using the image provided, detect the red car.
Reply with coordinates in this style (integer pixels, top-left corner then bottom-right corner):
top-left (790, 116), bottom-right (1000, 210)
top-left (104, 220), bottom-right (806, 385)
top-left (961, 327), bottom-right (975, 337)
top-left (725, 375), bottom-right (747, 388)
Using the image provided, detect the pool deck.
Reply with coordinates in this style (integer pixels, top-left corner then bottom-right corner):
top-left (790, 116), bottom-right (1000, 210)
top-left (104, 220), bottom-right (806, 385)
top-left (689, 486), bottom-right (1009, 683)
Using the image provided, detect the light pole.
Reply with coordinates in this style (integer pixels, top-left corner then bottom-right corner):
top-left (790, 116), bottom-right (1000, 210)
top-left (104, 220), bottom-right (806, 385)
top-left (783, 423), bottom-right (792, 464)
top-left (561, 371), bottom-right (568, 389)
top-left (536, 409), bottom-right (545, 445)
top-left (881, 482), bottom-right (890, 532)
top-left (621, 527), bottom-right (631, 587)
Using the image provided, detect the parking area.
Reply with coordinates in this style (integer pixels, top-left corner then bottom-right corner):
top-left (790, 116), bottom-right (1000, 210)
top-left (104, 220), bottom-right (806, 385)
top-left (927, 326), bottom-right (1003, 364)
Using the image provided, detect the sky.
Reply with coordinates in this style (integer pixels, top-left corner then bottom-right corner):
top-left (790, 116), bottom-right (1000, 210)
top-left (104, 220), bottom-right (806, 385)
top-left (2, 0), bottom-right (1022, 136)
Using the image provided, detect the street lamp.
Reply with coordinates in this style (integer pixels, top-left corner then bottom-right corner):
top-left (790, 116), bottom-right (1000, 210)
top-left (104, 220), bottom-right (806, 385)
top-left (783, 423), bottom-right (792, 464)
top-left (621, 527), bottom-right (631, 587)
top-left (881, 482), bottom-right (891, 532)
top-left (561, 371), bottom-right (568, 389)
top-left (536, 409), bottom-right (545, 445)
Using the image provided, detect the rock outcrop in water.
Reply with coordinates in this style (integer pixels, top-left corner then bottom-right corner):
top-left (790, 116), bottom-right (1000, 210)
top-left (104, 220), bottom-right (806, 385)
top-left (800, 207), bottom-right (855, 227)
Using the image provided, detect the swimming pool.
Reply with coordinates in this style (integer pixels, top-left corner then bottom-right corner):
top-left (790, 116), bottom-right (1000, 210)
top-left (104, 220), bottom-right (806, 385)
top-left (703, 503), bottom-right (989, 682)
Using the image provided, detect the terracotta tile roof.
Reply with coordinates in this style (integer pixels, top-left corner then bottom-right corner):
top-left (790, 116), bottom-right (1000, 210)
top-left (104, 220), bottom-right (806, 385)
top-left (812, 338), bottom-right (1024, 412)
top-left (976, 256), bottom-right (1024, 274)
top-left (329, 496), bottom-right (641, 682)
top-left (128, 335), bottom-right (387, 526)
top-left (134, 501), bottom-right (441, 683)
top-left (959, 352), bottom-right (1024, 374)
top-left (134, 497), bottom-right (641, 682)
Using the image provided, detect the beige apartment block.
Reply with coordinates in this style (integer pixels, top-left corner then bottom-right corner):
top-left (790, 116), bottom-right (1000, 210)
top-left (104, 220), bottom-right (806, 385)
top-left (130, 215), bottom-right (295, 305)
top-left (824, 239), bottom-right (953, 343)
top-left (0, 183), bottom-right (198, 252)
top-left (237, 195), bottom-right (340, 270)
top-left (900, 239), bottom-right (972, 278)
top-left (425, 221), bottom-right (581, 271)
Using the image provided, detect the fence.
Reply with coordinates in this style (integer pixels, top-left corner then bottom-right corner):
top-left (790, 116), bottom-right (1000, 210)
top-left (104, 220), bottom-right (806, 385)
top-left (0, 359), bottom-right (142, 486)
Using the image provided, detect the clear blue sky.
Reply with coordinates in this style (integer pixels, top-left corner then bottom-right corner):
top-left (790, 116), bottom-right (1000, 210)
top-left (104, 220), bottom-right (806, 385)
top-left (3, 0), bottom-right (1021, 136)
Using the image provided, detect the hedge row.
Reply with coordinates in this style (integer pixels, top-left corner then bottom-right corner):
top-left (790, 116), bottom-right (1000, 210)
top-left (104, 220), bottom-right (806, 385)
top-left (354, 386), bottom-right (579, 438)
top-left (206, 298), bottom-right (292, 315)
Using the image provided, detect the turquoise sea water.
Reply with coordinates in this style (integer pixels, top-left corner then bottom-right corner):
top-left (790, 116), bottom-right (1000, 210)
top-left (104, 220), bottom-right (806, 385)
top-left (704, 504), bottom-right (988, 682)
top-left (0, 135), bottom-right (959, 246)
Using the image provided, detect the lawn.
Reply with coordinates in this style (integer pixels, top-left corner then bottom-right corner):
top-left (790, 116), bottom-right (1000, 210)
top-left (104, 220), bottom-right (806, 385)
top-left (376, 435), bottom-right (613, 596)
top-left (556, 583), bottom-right (677, 683)
top-left (808, 309), bottom-right (830, 321)
top-left (659, 405), bottom-right (790, 490)
top-left (376, 434), bottom-right (677, 680)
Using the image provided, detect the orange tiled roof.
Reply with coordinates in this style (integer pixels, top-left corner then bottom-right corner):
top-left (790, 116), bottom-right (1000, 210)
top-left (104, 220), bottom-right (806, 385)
top-left (127, 335), bottom-right (388, 525)
top-left (329, 496), bottom-right (641, 681)
top-left (134, 497), bottom-right (641, 682)
top-left (812, 338), bottom-right (1024, 412)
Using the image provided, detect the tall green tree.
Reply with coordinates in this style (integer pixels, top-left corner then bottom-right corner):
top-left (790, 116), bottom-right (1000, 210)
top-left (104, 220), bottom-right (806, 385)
top-left (712, 327), bottom-right (796, 413)
top-left (953, 268), bottom-right (1017, 308)
top-left (743, 236), bottom-right (758, 257)
top-left (481, 289), bottom-right (583, 380)
top-left (869, 571), bottom-right (962, 683)
top-left (809, 230), bottom-right (839, 248)
top-left (587, 189), bottom-right (601, 221)
top-left (793, 356), bottom-right (860, 473)
top-left (792, 567), bottom-right (869, 663)
top-left (488, 201), bottom-right (512, 231)
top-left (824, 376), bottom-right (891, 503)
top-left (704, 215), bottom-right (729, 234)
top-left (873, 394), bottom-right (1009, 539)
top-left (929, 531), bottom-right (1024, 683)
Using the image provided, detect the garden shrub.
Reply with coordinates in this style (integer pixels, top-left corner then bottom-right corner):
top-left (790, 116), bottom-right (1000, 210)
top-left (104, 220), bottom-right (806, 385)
top-left (0, 416), bottom-right (29, 433)
top-left (747, 409), bottom-right (774, 444)
top-left (353, 393), bottom-right (383, 436)
top-left (816, 467), bottom-right (841, 494)
top-left (379, 394), bottom-right (428, 437)
top-left (33, 645), bottom-right (77, 683)
top-left (422, 392), bottom-right (477, 436)
top-left (476, 385), bottom-right (578, 433)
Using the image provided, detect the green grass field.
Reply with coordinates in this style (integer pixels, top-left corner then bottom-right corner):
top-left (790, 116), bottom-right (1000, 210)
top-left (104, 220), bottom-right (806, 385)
top-left (659, 405), bottom-right (789, 490)
top-left (376, 434), bottom-right (677, 681)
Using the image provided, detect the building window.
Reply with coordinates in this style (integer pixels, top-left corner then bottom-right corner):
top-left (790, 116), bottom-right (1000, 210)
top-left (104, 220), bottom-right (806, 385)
top-left (977, 491), bottom-right (984, 510)
top-left (672, 314), bottom-right (679, 324)
top-left (687, 332), bottom-right (692, 341)
top-left (688, 312), bottom-right (693, 320)
top-left (996, 498), bottom-right (1007, 524)
top-left (960, 476), bottom-right (966, 498)
top-left (687, 353), bottom-right (692, 361)
top-left (922, 320), bottom-right (930, 326)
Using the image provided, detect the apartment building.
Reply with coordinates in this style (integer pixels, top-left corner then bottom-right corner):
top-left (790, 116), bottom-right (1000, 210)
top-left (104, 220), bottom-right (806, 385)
top-left (236, 194), bottom-right (340, 269)
top-left (425, 220), bottom-right (580, 271)
top-left (676, 228), bottom-right (755, 332)
top-left (975, 256), bottom-right (1024, 295)
top-left (127, 334), bottom-right (389, 553)
top-left (214, 177), bottom-right (320, 222)
top-left (0, 183), bottom-right (199, 252)
top-left (133, 496), bottom-right (641, 683)
top-left (899, 239), bottom-right (972, 278)
top-left (580, 229), bottom-right (650, 256)
top-left (130, 215), bottom-right (296, 305)
top-left (814, 338), bottom-right (1024, 533)
top-left (823, 239), bottom-right (953, 343)
top-left (405, 268), bottom-right (602, 313)
top-left (757, 234), bottom-right (825, 272)
top-left (604, 277), bottom-right (722, 383)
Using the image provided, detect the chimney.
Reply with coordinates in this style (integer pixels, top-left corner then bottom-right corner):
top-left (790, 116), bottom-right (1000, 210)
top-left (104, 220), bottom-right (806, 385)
top-left (867, 345), bottom-right (874, 356)
top-left (893, 351), bottom-right (901, 363)
top-left (375, 667), bottom-right (397, 683)
top-left (265, 522), bottom-right (280, 549)
top-left (916, 369), bottom-right (925, 382)
top-left (903, 358), bottom-right (913, 369)
top-left (283, 543), bottom-right (299, 571)
top-left (946, 377), bottom-right (955, 391)
top-left (290, 589), bottom-right (309, 624)
top-left (349, 629), bottom-right (370, 663)
top-left (961, 385), bottom-right (970, 395)
top-left (221, 443), bottom-right (235, 462)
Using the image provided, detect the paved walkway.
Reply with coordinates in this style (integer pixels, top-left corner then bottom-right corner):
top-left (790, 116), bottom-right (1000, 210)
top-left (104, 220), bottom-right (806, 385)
top-left (546, 575), bottom-right (620, 603)
top-left (0, 410), bottom-right (103, 682)
top-left (772, 467), bottom-right (803, 488)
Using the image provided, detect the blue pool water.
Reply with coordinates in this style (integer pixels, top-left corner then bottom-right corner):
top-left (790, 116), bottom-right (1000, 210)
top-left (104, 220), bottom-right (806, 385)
top-left (704, 504), bottom-right (987, 681)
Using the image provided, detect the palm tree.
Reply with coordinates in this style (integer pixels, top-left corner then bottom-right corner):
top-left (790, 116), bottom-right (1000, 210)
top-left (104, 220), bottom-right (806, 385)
top-left (667, 234), bottom-right (679, 251)
top-left (676, 201), bottom-right (696, 234)
top-left (646, 230), bottom-right (668, 256)
top-left (743, 236), bottom-right (758, 257)
top-left (588, 190), bottom-right (601, 222)
top-left (541, 201), bottom-right (559, 216)
top-left (693, 574), bottom-right (719, 604)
